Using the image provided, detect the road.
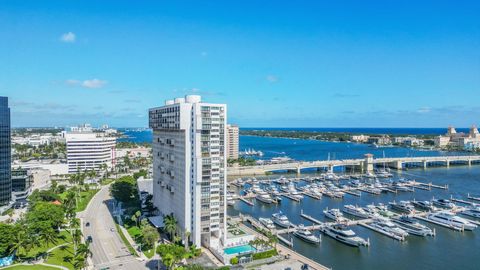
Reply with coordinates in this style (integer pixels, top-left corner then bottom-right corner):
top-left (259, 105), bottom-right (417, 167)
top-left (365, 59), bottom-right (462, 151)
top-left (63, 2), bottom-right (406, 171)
top-left (79, 186), bottom-right (148, 270)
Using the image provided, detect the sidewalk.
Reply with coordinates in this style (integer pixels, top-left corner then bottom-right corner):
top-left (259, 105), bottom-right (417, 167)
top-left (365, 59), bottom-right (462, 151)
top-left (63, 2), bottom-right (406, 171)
top-left (119, 225), bottom-right (149, 261)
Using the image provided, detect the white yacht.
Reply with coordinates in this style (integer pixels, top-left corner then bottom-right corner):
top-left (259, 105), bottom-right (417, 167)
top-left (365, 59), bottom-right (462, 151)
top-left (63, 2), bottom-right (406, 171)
top-left (462, 205), bottom-right (480, 218)
top-left (392, 215), bottom-right (434, 236)
top-left (389, 201), bottom-right (415, 214)
top-left (323, 208), bottom-right (348, 222)
top-left (427, 212), bottom-right (477, 231)
top-left (259, 217), bottom-right (276, 230)
top-left (322, 225), bottom-right (369, 247)
top-left (432, 198), bottom-right (455, 209)
top-left (363, 204), bottom-right (381, 218)
top-left (370, 218), bottom-right (409, 239)
top-left (293, 225), bottom-right (321, 244)
top-left (343, 205), bottom-right (370, 219)
top-left (256, 191), bottom-right (274, 204)
top-left (272, 212), bottom-right (292, 228)
top-left (251, 183), bottom-right (262, 194)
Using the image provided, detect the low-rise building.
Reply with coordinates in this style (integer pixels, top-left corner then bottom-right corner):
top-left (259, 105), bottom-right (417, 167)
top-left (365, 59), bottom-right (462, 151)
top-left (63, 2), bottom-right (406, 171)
top-left (350, 134), bottom-right (370, 143)
top-left (367, 136), bottom-right (391, 145)
top-left (434, 126), bottom-right (480, 148)
top-left (11, 168), bottom-right (33, 205)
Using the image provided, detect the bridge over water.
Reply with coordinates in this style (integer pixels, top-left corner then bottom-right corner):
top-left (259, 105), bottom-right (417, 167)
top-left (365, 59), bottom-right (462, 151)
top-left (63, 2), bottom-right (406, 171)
top-left (227, 154), bottom-right (480, 176)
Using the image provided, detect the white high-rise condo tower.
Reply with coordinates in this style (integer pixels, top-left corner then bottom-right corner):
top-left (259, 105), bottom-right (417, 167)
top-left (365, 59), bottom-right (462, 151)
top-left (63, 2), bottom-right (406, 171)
top-left (149, 95), bottom-right (227, 250)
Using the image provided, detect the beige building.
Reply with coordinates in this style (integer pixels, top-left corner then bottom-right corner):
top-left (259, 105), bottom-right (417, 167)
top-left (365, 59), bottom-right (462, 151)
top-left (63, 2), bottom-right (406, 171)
top-left (434, 126), bottom-right (480, 148)
top-left (226, 124), bottom-right (239, 159)
top-left (350, 134), bottom-right (369, 143)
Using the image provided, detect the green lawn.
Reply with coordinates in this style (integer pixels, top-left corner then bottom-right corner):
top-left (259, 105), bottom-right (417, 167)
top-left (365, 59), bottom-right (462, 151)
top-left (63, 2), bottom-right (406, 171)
top-left (5, 265), bottom-right (60, 270)
top-left (101, 178), bottom-right (115, 185)
top-left (16, 231), bottom-right (72, 259)
top-left (143, 246), bottom-right (155, 259)
top-left (127, 225), bottom-right (142, 239)
top-left (76, 190), bottom-right (98, 212)
top-left (45, 244), bottom-right (75, 270)
top-left (58, 189), bottom-right (99, 212)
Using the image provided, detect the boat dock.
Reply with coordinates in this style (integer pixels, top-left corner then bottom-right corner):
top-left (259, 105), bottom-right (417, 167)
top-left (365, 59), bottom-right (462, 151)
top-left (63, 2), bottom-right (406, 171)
top-left (238, 222), bottom-right (332, 270)
top-left (450, 196), bottom-right (474, 205)
top-left (343, 189), bottom-right (362, 197)
top-left (416, 182), bottom-right (448, 190)
top-left (302, 191), bottom-right (322, 200)
top-left (282, 193), bottom-right (302, 202)
top-left (467, 194), bottom-right (480, 202)
top-left (300, 210), bottom-right (323, 225)
top-left (240, 197), bottom-right (254, 206)
top-left (277, 234), bottom-right (294, 247)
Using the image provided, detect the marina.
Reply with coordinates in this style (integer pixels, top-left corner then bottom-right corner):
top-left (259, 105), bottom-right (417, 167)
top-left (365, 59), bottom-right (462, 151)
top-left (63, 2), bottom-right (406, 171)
top-left (228, 134), bottom-right (480, 270)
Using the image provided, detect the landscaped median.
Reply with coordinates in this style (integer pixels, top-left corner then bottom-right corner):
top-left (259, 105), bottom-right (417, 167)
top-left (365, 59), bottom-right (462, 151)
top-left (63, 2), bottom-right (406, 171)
top-left (114, 223), bottom-right (138, 256)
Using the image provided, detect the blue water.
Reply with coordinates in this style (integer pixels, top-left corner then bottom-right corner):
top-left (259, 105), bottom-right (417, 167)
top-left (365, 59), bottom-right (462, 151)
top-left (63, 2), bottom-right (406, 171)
top-left (117, 127), bottom-right (473, 144)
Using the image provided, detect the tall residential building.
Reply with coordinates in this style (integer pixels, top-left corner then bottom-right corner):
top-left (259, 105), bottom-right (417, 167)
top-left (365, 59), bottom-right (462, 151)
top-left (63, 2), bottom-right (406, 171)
top-left (226, 124), bottom-right (239, 160)
top-left (65, 125), bottom-right (116, 174)
top-left (0, 97), bottom-right (11, 206)
top-left (149, 95), bottom-right (227, 250)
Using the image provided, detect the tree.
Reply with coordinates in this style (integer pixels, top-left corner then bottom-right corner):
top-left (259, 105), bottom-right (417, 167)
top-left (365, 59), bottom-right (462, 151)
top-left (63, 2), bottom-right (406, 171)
top-left (29, 189), bottom-right (60, 203)
top-left (0, 223), bottom-right (16, 257)
top-left (163, 214), bottom-right (178, 241)
top-left (109, 176), bottom-right (138, 203)
top-left (27, 202), bottom-right (65, 230)
top-left (141, 224), bottom-right (159, 249)
top-left (75, 242), bottom-right (92, 269)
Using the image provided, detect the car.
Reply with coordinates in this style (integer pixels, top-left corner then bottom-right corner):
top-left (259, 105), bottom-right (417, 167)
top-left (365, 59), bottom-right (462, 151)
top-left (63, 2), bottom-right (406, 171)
top-left (110, 228), bottom-right (115, 232)
top-left (86, 235), bottom-right (93, 242)
top-left (85, 222), bottom-right (90, 227)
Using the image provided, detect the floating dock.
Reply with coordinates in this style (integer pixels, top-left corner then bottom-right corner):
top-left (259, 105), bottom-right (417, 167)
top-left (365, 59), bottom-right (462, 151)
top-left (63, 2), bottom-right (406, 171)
top-left (239, 197), bottom-right (254, 206)
top-left (467, 194), bottom-right (480, 202)
top-left (282, 194), bottom-right (302, 202)
top-left (300, 210), bottom-right (323, 225)
top-left (344, 189), bottom-right (362, 197)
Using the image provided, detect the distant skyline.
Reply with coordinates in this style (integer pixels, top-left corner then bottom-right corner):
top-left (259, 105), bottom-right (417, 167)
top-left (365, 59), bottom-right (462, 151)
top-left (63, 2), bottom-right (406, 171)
top-left (1, 1), bottom-right (479, 128)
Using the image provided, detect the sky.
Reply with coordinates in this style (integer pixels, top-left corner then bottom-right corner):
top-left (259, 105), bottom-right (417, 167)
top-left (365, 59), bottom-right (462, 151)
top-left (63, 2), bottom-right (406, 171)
top-left (1, 0), bottom-right (479, 128)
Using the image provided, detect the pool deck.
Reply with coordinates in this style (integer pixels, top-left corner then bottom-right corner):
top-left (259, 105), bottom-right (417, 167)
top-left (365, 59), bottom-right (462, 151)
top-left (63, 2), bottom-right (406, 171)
top-left (238, 223), bottom-right (332, 270)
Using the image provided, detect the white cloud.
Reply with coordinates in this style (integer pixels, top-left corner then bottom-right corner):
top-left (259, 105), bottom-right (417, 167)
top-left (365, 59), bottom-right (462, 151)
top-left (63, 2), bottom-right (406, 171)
top-left (65, 78), bottom-right (108, 89)
top-left (65, 79), bottom-right (80, 86)
top-left (60, 32), bottom-right (76, 43)
top-left (82, 79), bottom-right (107, 89)
top-left (266, 75), bottom-right (279, 83)
top-left (417, 107), bottom-right (431, 113)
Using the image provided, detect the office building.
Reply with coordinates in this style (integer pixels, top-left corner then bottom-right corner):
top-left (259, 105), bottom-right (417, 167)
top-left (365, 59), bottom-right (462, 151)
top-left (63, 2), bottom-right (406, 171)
top-left (65, 125), bottom-right (116, 174)
top-left (226, 124), bottom-right (239, 159)
top-left (11, 168), bottom-right (33, 204)
top-left (0, 97), bottom-right (11, 207)
top-left (149, 95), bottom-right (227, 250)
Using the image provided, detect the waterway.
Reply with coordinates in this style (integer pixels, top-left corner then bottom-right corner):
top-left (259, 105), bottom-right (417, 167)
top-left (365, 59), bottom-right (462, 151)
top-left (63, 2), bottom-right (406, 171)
top-left (121, 129), bottom-right (480, 269)
top-left (228, 136), bottom-right (480, 270)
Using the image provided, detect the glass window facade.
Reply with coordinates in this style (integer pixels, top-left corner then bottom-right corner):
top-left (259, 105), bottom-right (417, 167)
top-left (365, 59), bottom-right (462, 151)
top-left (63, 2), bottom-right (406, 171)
top-left (0, 97), bottom-right (11, 206)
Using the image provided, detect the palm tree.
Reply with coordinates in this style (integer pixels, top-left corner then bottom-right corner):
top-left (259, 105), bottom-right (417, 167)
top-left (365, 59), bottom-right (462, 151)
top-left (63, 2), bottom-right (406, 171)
top-left (72, 229), bottom-right (82, 253)
top-left (75, 242), bottom-right (92, 269)
top-left (184, 230), bottom-right (191, 249)
top-left (163, 214), bottom-right (177, 241)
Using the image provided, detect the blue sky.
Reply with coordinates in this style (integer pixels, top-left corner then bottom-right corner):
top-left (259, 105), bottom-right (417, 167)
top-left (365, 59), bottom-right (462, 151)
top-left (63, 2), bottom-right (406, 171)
top-left (1, 0), bottom-right (479, 128)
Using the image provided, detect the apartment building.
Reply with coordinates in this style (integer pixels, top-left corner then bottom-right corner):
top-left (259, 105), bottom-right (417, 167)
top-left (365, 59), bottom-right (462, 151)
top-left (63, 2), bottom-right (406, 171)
top-left (65, 126), bottom-right (116, 174)
top-left (226, 124), bottom-right (239, 160)
top-left (149, 95), bottom-right (227, 250)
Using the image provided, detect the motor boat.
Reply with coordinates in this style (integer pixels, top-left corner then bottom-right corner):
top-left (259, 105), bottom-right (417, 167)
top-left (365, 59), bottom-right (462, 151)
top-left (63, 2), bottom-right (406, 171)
top-left (293, 225), bottom-right (321, 244)
top-left (322, 225), bottom-right (369, 247)
top-left (462, 205), bottom-right (480, 218)
top-left (256, 191), bottom-right (274, 204)
top-left (427, 212), bottom-right (477, 231)
top-left (251, 183), bottom-right (262, 193)
top-left (272, 212), bottom-right (292, 228)
top-left (411, 200), bottom-right (436, 211)
top-left (323, 208), bottom-right (348, 222)
top-left (389, 201), bottom-right (415, 213)
top-left (259, 217), bottom-right (276, 230)
top-left (392, 215), bottom-right (434, 236)
top-left (370, 218), bottom-right (409, 239)
top-left (372, 203), bottom-right (395, 217)
top-left (432, 198), bottom-right (455, 209)
top-left (363, 204), bottom-right (381, 218)
top-left (343, 205), bottom-right (370, 219)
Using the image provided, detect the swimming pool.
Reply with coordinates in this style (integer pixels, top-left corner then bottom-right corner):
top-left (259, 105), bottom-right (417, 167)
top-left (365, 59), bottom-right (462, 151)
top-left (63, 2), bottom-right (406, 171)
top-left (224, 244), bottom-right (256, 255)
